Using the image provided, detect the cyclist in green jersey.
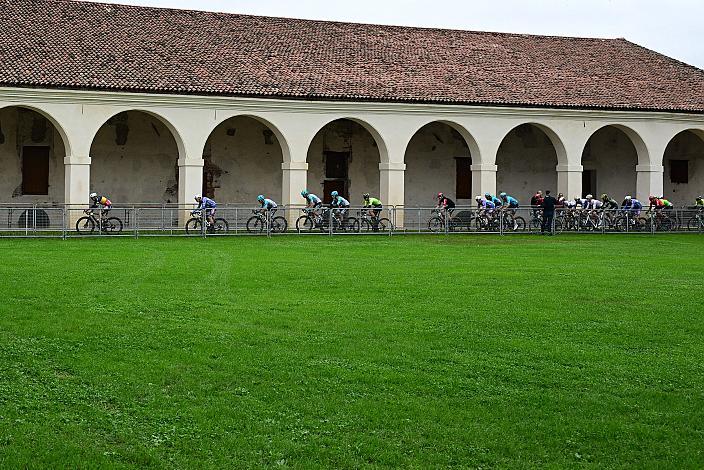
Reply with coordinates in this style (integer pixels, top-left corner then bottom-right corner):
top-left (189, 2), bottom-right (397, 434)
top-left (695, 196), bottom-right (703, 208)
top-left (363, 193), bottom-right (383, 219)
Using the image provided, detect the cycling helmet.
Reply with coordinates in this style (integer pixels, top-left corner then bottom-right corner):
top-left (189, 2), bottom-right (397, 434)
top-left (300, 190), bottom-right (309, 197)
top-left (475, 195), bottom-right (482, 201)
top-left (624, 196), bottom-right (632, 201)
top-left (586, 194), bottom-right (593, 199)
top-left (257, 195), bottom-right (265, 202)
top-left (363, 193), bottom-right (370, 199)
top-left (331, 191), bottom-right (339, 198)
top-left (484, 192), bottom-right (491, 198)
top-left (89, 192), bottom-right (98, 200)
top-left (649, 195), bottom-right (656, 200)
top-left (697, 196), bottom-right (703, 200)
top-left (194, 194), bottom-right (202, 200)
top-left (499, 192), bottom-right (507, 198)
top-left (601, 193), bottom-right (608, 201)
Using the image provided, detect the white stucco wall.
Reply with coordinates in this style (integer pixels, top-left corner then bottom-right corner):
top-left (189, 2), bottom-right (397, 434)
top-left (0, 107), bottom-right (65, 204)
top-left (496, 124), bottom-right (558, 202)
top-left (307, 119), bottom-right (380, 205)
top-left (204, 116), bottom-right (283, 204)
top-left (404, 122), bottom-right (471, 207)
top-left (663, 131), bottom-right (704, 205)
top-left (582, 126), bottom-right (637, 198)
top-left (3, 87), bottom-right (704, 209)
top-left (89, 111), bottom-right (179, 204)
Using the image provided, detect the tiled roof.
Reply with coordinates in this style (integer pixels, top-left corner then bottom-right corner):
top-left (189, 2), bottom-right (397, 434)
top-left (2, 0), bottom-right (704, 112)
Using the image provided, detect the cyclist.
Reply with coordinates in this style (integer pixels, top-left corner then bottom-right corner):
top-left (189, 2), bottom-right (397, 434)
top-left (256, 194), bottom-right (278, 215)
top-left (89, 192), bottom-right (112, 216)
top-left (436, 192), bottom-right (456, 216)
top-left (363, 193), bottom-right (383, 219)
top-left (475, 194), bottom-right (496, 216)
top-left (660, 196), bottom-right (674, 212)
top-left (556, 193), bottom-right (566, 207)
top-left (485, 192), bottom-right (502, 208)
top-left (194, 194), bottom-right (217, 228)
top-left (647, 195), bottom-right (663, 212)
top-left (330, 190), bottom-right (350, 225)
top-left (499, 192), bottom-right (519, 212)
top-left (584, 194), bottom-right (602, 211)
top-left (696, 196), bottom-right (704, 208)
top-left (301, 189), bottom-right (322, 209)
top-left (601, 193), bottom-right (619, 211)
top-left (621, 196), bottom-right (642, 216)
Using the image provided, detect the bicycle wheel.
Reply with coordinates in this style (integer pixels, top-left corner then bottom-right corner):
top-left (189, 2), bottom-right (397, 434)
top-left (185, 218), bottom-right (201, 235)
top-left (212, 218), bottom-right (229, 234)
top-left (687, 216), bottom-right (703, 231)
top-left (75, 216), bottom-right (95, 234)
top-left (377, 218), bottom-right (392, 231)
top-left (104, 217), bottom-right (123, 234)
top-left (529, 218), bottom-right (542, 232)
top-left (658, 217), bottom-right (674, 232)
top-left (614, 216), bottom-right (627, 232)
top-left (246, 216), bottom-right (264, 233)
top-left (295, 216), bottom-right (314, 232)
top-left (513, 216), bottom-right (526, 231)
top-left (271, 216), bottom-right (288, 233)
top-left (344, 217), bottom-right (359, 232)
top-left (428, 216), bottom-right (444, 232)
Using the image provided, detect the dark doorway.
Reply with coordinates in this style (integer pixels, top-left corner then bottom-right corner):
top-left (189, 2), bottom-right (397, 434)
top-left (455, 157), bottom-right (472, 199)
top-left (582, 170), bottom-right (596, 197)
top-left (22, 146), bottom-right (50, 195)
top-left (323, 151), bottom-right (349, 204)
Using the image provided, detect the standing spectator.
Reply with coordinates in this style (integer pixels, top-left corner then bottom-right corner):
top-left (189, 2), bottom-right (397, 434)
top-left (531, 190), bottom-right (544, 218)
top-left (541, 190), bottom-right (557, 235)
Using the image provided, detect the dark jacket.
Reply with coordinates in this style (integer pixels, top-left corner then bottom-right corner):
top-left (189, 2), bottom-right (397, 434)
top-left (542, 195), bottom-right (557, 213)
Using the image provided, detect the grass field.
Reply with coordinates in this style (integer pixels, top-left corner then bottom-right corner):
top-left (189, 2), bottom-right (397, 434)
top-left (1, 235), bottom-right (703, 468)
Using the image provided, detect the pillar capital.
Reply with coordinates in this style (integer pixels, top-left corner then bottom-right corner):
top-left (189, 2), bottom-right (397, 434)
top-left (470, 164), bottom-right (498, 172)
top-left (636, 164), bottom-right (664, 173)
top-left (556, 164), bottom-right (583, 172)
top-left (178, 158), bottom-right (204, 168)
top-left (64, 156), bottom-right (91, 165)
top-left (282, 161), bottom-right (308, 171)
top-left (379, 162), bottom-right (406, 172)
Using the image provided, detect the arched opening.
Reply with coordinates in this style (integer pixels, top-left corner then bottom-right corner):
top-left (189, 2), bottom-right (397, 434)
top-left (202, 116), bottom-right (284, 204)
top-left (404, 122), bottom-right (473, 207)
top-left (496, 124), bottom-right (558, 202)
top-left (663, 130), bottom-right (704, 205)
top-left (306, 119), bottom-right (381, 205)
top-left (581, 126), bottom-right (638, 198)
top-left (0, 106), bottom-right (67, 205)
top-left (89, 111), bottom-right (180, 204)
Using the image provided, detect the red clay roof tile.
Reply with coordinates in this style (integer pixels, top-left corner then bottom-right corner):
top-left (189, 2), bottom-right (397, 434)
top-left (2, 0), bottom-right (704, 113)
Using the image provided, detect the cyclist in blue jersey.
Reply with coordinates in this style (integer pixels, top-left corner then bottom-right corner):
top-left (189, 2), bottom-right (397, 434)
top-left (330, 190), bottom-right (350, 225)
top-left (485, 192), bottom-right (502, 208)
top-left (194, 194), bottom-right (217, 228)
top-left (499, 192), bottom-right (519, 215)
top-left (301, 190), bottom-right (322, 208)
top-left (257, 194), bottom-right (278, 215)
top-left (621, 196), bottom-right (642, 216)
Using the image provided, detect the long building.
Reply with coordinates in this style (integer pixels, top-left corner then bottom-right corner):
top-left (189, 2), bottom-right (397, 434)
top-left (1, 0), bottom-right (704, 213)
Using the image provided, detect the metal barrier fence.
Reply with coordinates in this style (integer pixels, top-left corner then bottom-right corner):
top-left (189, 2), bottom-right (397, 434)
top-left (0, 204), bottom-right (702, 238)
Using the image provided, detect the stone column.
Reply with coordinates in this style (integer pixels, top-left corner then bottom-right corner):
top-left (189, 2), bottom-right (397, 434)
top-left (178, 158), bottom-right (204, 223)
top-left (556, 164), bottom-right (583, 198)
top-left (282, 161), bottom-right (308, 223)
top-left (636, 164), bottom-right (664, 201)
top-left (379, 162), bottom-right (406, 228)
top-left (64, 156), bottom-right (91, 224)
top-left (470, 163), bottom-right (497, 198)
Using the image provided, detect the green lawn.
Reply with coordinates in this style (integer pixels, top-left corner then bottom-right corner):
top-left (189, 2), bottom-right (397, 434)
top-left (1, 235), bottom-right (703, 468)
